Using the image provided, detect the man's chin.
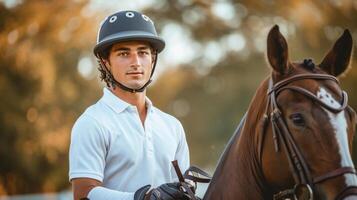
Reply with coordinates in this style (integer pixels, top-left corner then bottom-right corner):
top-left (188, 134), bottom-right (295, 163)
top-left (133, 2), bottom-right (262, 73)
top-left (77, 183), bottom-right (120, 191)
top-left (124, 82), bottom-right (146, 90)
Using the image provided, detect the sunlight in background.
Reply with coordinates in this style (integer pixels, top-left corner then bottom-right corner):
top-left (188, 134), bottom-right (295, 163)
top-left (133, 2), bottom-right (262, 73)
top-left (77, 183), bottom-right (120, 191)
top-left (77, 56), bottom-right (96, 79)
top-left (222, 33), bottom-right (246, 52)
top-left (211, 2), bottom-right (236, 21)
top-left (202, 41), bottom-right (224, 68)
top-left (182, 6), bottom-right (206, 26)
top-left (171, 99), bottom-right (191, 117)
top-left (88, 0), bottom-right (155, 11)
top-left (7, 29), bottom-right (18, 45)
top-left (160, 23), bottom-right (200, 69)
top-left (0, 0), bottom-right (22, 8)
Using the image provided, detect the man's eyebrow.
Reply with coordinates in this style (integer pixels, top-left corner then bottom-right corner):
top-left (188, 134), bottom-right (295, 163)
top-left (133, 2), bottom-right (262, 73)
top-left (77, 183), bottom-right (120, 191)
top-left (112, 46), bottom-right (151, 52)
top-left (137, 46), bottom-right (151, 50)
top-left (112, 47), bottom-right (130, 52)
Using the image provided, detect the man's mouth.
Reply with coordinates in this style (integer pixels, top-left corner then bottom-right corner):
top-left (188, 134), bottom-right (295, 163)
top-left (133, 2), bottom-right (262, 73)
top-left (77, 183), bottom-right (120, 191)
top-left (126, 71), bottom-right (143, 75)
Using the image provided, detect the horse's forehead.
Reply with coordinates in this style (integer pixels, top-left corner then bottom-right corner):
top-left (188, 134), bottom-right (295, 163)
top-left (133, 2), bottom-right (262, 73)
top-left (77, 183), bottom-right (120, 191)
top-left (317, 87), bottom-right (342, 109)
top-left (288, 64), bottom-right (341, 96)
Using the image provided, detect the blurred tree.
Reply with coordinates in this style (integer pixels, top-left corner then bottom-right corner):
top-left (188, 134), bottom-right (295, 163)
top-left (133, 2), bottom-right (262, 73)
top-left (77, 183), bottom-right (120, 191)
top-left (0, 0), bottom-right (102, 195)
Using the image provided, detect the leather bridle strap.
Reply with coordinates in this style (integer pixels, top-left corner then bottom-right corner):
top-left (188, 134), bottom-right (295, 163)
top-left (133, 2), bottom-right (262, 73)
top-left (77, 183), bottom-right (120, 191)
top-left (313, 167), bottom-right (357, 200)
top-left (335, 186), bottom-right (357, 200)
top-left (268, 74), bottom-right (339, 95)
top-left (268, 73), bottom-right (357, 200)
top-left (276, 86), bottom-right (348, 113)
top-left (270, 104), bottom-right (313, 185)
top-left (269, 78), bottom-right (313, 185)
top-left (313, 167), bottom-right (356, 184)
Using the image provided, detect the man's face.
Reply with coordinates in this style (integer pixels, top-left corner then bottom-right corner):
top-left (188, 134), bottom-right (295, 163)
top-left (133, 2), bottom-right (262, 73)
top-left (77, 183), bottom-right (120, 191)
top-left (105, 41), bottom-right (153, 90)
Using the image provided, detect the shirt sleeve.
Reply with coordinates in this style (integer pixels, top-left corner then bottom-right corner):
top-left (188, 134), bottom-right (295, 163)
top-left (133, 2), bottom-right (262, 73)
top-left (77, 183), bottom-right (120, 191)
top-left (88, 186), bottom-right (135, 200)
top-left (174, 121), bottom-right (190, 173)
top-left (69, 114), bottom-right (107, 182)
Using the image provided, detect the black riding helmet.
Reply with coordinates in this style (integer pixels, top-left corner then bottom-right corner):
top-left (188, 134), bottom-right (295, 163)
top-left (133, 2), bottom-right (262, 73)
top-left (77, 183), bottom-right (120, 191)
top-left (94, 10), bottom-right (165, 93)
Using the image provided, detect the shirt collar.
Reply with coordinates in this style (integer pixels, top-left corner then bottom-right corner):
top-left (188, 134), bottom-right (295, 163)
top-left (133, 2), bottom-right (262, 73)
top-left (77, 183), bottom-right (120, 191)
top-left (145, 96), bottom-right (154, 113)
top-left (102, 88), bottom-right (130, 113)
top-left (101, 88), bottom-right (154, 114)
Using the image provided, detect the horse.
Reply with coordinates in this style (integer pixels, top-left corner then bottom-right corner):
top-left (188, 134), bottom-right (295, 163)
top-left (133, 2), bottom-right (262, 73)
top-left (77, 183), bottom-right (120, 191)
top-left (202, 25), bottom-right (357, 200)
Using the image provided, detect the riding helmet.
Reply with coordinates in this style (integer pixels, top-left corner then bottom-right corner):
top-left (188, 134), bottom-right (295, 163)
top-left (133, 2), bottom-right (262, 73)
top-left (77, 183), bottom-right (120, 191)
top-left (93, 10), bottom-right (165, 57)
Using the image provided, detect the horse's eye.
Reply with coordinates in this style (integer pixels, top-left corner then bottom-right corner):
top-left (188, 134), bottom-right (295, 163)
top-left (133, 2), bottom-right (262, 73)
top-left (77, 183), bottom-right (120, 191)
top-left (289, 113), bottom-right (305, 126)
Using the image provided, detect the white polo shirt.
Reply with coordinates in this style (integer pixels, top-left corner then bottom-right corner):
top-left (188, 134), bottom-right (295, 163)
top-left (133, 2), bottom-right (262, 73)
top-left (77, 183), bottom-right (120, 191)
top-left (69, 88), bottom-right (190, 194)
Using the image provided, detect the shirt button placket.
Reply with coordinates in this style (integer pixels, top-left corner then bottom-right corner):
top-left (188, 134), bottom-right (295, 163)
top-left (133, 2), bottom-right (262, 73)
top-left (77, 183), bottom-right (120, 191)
top-left (146, 119), bottom-right (154, 154)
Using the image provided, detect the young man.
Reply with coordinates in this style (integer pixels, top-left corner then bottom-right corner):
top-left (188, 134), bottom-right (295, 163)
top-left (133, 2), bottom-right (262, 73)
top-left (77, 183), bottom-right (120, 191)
top-left (69, 10), bottom-right (190, 200)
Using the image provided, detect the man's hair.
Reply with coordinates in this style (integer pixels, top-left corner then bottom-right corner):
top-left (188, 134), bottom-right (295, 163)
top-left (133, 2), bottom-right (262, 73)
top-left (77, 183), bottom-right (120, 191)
top-left (97, 45), bottom-right (113, 87)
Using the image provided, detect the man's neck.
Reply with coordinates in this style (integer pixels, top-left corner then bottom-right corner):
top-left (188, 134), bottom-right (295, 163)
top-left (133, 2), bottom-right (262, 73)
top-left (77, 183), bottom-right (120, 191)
top-left (109, 86), bottom-right (147, 112)
top-left (109, 86), bottom-right (148, 127)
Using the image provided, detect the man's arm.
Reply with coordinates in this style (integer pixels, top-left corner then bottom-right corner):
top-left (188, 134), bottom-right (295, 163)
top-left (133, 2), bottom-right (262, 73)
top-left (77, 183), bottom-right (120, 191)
top-left (72, 178), bottom-right (189, 200)
top-left (72, 178), bottom-right (101, 200)
top-left (71, 178), bottom-right (136, 200)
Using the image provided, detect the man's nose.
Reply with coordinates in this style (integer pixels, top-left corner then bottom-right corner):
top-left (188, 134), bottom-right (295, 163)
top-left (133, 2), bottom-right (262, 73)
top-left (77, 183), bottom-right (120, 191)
top-left (130, 53), bottom-right (141, 67)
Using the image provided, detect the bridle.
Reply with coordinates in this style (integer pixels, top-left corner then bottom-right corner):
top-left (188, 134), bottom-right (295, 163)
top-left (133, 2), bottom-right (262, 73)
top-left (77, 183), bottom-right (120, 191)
top-left (262, 72), bottom-right (357, 200)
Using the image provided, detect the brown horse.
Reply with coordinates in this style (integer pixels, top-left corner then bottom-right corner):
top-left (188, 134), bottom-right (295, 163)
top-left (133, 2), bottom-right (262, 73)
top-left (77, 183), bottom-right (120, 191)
top-left (203, 25), bottom-right (357, 200)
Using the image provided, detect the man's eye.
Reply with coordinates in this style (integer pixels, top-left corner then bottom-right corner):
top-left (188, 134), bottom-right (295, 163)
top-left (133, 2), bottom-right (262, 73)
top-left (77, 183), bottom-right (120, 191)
top-left (139, 51), bottom-right (149, 55)
top-left (118, 52), bottom-right (129, 56)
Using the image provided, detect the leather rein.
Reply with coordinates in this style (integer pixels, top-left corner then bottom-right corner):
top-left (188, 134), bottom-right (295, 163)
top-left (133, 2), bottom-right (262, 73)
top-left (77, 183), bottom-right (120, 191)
top-left (262, 73), bottom-right (357, 200)
top-left (172, 160), bottom-right (211, 200)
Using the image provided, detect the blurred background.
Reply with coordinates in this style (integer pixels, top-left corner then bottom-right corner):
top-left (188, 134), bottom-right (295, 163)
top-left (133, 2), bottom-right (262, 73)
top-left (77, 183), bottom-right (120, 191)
top-left (1, 0), bottom-right (357, 199)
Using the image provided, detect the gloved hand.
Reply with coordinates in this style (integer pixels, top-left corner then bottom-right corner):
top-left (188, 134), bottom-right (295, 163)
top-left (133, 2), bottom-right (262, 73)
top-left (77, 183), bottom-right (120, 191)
top-left (134, 182), bottom-right (191, 200)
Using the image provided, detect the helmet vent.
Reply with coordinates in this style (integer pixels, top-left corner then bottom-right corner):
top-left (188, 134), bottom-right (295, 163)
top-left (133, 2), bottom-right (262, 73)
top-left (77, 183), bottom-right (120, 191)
top-left (125, 12), bottom-right (135, 18)
top-left (142, 15), bottom-right (149, 21)
top-left (109, 16), bottom-right (117, 23)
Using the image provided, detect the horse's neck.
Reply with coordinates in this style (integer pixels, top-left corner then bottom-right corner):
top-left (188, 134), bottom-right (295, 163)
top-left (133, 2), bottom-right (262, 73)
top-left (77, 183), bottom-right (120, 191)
top-left (203, 79), bottom-right (270, 200)
top-left (203, 122), bottom-right (267, 199)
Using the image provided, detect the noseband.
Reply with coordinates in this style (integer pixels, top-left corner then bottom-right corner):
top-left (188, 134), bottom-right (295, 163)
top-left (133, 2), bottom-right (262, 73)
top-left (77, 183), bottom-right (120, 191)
top-left (262, 73), bottom-right (357, 200)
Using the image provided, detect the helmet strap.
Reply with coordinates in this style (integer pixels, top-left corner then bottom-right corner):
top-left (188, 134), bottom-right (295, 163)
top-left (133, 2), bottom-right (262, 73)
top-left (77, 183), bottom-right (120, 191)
top-left (97, 51), bottom-right (158, 93)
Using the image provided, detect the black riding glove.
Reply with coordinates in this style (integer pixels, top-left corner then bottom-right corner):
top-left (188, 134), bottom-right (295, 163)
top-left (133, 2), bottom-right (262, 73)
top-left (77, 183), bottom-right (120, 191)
top-left (134, 182), bottom-right (190, 200)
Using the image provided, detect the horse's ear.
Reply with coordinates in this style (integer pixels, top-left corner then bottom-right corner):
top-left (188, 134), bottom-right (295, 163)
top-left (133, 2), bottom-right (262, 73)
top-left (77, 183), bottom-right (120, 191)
top-left (319, 29), bottom-right (353, 77)
top-left (267, 25), bottom-right (290, 75)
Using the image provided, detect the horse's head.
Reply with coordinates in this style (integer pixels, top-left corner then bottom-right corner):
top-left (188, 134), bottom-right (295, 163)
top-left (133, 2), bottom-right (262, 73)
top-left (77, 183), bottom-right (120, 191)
top-left (262, 25), bottom-right (356, 200)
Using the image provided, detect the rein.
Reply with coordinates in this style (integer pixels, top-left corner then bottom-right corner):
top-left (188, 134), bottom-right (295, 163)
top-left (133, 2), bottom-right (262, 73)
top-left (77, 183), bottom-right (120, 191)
top-left (263, 73), bottom-right (357, 200)
top-left (172, 160), bottom-right (211, 200)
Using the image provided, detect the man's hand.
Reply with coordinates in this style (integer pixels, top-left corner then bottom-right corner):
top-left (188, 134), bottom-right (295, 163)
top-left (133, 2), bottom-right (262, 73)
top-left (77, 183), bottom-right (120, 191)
top-left (134, 182), bottom-right (190, 200)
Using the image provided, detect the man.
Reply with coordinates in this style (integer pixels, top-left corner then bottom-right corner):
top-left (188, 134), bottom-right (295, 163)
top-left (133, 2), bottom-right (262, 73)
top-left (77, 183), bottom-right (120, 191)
top-left (69, 10), bottom-right (191, 200)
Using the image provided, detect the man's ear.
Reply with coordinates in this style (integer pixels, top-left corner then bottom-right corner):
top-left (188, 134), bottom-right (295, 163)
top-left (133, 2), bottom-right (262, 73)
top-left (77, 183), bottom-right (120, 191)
top-left (267, 25), bottom-right (290, 75)
top-left (319, 29), bottom-right (353, 77)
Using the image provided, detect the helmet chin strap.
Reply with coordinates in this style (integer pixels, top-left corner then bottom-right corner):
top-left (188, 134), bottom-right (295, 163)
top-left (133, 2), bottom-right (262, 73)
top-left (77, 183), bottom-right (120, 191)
top-left (97, 52), bottom-right (158, 93)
